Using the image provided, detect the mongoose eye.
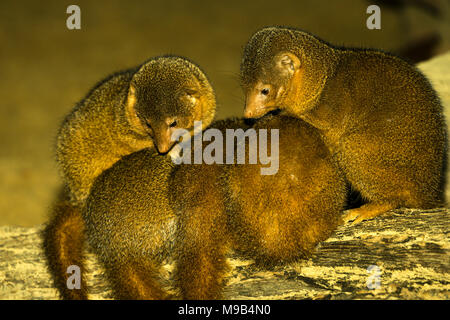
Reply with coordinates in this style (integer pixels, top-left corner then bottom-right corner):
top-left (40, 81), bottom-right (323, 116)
top-left (261, 88), bottom-right (270, 96)
top-left (185, 89), bottom-right (197, 97)
top-left (169, 120), bottom-right (178, 128)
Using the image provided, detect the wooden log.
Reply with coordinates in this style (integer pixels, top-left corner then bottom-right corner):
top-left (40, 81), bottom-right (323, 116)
top-left (0, 208), bottom-right (447, 300)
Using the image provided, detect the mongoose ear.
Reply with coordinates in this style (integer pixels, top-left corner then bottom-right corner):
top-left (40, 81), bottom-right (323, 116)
top-left (125, 85), bottom-right (146, 133)
top-left (126, 85), bottom-right (137, 113)
top-left (275, 52), bottom-right (301, 76)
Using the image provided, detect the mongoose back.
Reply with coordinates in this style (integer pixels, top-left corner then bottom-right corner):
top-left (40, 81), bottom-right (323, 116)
top-left (43, 56), bottom-right (216, 299)
top-left (82, 115), bottom-right (346, 299)
top-left (240, 26), bottom-right (447, 223)
top-left (171, 115), bottom-right (346, 298)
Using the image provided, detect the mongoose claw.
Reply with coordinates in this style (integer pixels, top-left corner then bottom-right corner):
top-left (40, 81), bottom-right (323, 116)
top-left (343, 203), bottom-right (395, 225)
top-left (342, 210), bottom-right (360, 224)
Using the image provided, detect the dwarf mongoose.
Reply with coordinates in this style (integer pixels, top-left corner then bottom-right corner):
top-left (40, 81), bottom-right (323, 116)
top-left (240, 26), bottom-right (447, 223)
top-left (57, 55), bottom-right (216, 205)
top-left (43, 56), bottom-right (216, 299)
top-left (82, 115), bottom-right (346, 299)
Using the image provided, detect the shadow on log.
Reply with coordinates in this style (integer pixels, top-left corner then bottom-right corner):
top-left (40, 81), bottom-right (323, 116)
top-left (0, 208), bottom-right (448, 299)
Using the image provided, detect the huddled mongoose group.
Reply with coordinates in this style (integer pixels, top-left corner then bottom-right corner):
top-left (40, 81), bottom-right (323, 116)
top-left (84, 114), bottom-right (346, 299)
top-left (43, 26), bottom-right (447, 299)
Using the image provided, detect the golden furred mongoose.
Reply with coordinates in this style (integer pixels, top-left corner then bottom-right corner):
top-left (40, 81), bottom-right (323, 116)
top-left (57, 55), bottom-right (216, 205)
top-left (240, 26), bottom-right (447, 224)
top-left (43, 56), bottom-right (216, 299)
top-left (82, 115), bottom-right (346, 299)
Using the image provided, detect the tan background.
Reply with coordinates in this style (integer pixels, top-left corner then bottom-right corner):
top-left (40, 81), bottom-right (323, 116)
top-left (0, 0), bottom-right (449, 226)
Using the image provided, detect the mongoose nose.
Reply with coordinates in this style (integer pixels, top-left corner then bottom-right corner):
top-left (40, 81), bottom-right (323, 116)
top-left (156, 144), bottom-right (170, 155)
top-left (244, 108), bottom-right (254, 119)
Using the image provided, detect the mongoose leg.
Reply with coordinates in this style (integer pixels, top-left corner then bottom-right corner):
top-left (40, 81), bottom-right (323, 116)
top-left (175, 207), bottom-right (229, 300)
top-left (343, 202), bottom-right (396, 224)
top-left (174, 183), bottom-right (229, 299)
top-left (105, 260), bottom-right (169, 300)
top-left (43, 201), bottom-right (87, 300)
top-left (176, 243), bottom-right (228, 300)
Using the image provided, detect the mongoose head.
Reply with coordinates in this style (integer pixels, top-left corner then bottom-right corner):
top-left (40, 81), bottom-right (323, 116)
top-left (126, 56), bottom-right (216, 154)
top-left (240, 27), bottom-right (338, 119)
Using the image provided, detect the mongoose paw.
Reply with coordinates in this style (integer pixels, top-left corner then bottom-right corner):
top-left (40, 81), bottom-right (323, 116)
top-left (343, 203), bottom-right (395, 225)
top-left (342, 209), bottom-right (361, 224)
top-left (342, 210), bottom-right (372, 225)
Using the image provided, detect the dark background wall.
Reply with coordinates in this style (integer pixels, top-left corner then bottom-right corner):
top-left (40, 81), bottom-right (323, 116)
top-left (0, 0), bottom-right (448, 226)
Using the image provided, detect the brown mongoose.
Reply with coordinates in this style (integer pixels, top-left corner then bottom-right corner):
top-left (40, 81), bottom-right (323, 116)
top-left (240, 26), bottom-right (447, 224)
top-left (82, 115), bottom-right (346, 299)
top-left (43, 56), bottom-right (216, 299)
top-left (56, 55), bottom-right (216, 205)
top-left (171, 115), bottom-right (346, 299)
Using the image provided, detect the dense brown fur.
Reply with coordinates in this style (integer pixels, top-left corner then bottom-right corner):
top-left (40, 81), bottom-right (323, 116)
top-left (172, 116), bottom-right (345, 298)
top-left (240, 26), bottom-right (447, 223)
top-left (83, 115), bottom-right (346, 299)
top-left (84, 151), bottom-right (176, 299)
top-left (42, 187), bottom-right (87, 300)
top-left (43, 56), bottom-right (216, 299)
